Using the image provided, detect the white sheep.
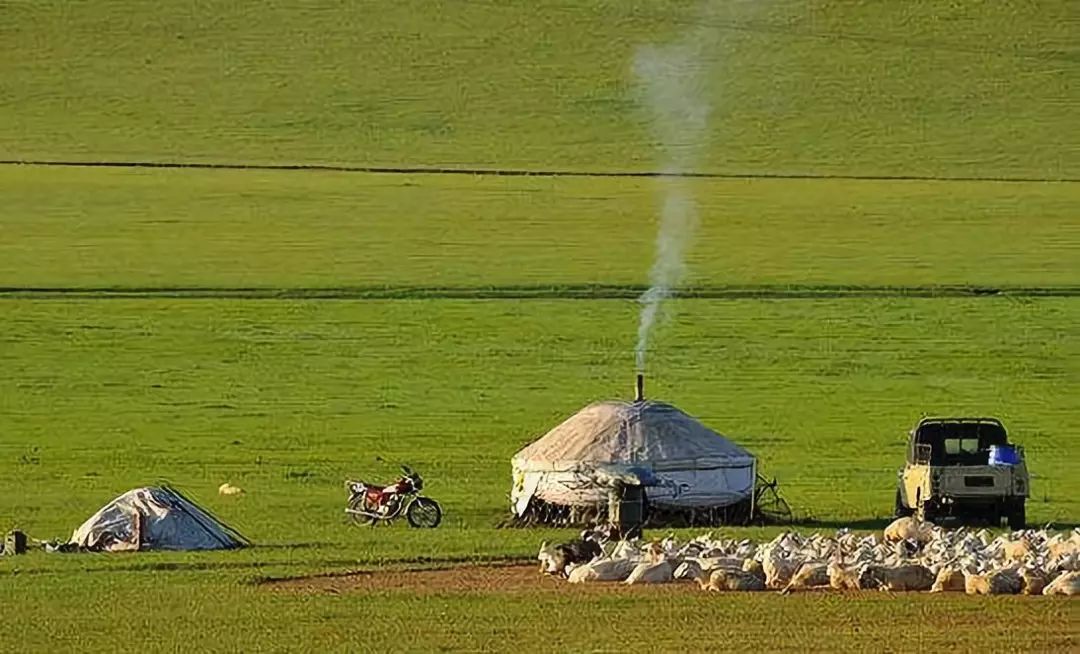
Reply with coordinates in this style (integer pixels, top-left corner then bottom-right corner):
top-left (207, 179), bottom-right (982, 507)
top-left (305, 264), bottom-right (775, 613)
top-left (780, 562), bottom-right (829, 594)
top-left (929, 566), bottom-right (966, 593)
top-left (859, 564), bottom-right (935, 592)
top-left (540, 526), bottom-right (1079, 595)
top-left (1019, 567), bottom-right (1048, 595)
top-left (827, 560), bottom-right (864, 591)
top-left (708, 568), bottom-right (766, 591)
top-left (567, 557), bottom-right (638, 584)
top-left (761, 548), bottom-right (800, 589)
top-left (964, 568), bottom-right (1022, 595)
top-left (1042, 571), bottom-right (1080, 596)
top-left (677, 560), bottom-right (763, 591)
top-left (883, 516), bottom-right (934, 544)
top-left (1002, 536), bottom-right (1033, 563)
top-left (218, 482), bottom-right (244, 496)
top-left (624, 559), bottom-right (674, 585)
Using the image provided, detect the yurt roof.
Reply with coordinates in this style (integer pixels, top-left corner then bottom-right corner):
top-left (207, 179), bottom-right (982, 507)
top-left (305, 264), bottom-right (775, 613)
top-left (513, 399), bottom-right (754, 473)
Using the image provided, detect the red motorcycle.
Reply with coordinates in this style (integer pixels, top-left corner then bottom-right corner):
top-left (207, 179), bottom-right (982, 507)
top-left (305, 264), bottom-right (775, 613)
top-left (345, 465), bottom-right (442, 528)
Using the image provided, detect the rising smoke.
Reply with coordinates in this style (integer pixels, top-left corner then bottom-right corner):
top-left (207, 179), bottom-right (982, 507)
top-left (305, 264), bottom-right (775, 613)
top-left (632, 19), bottom-right (716, 372)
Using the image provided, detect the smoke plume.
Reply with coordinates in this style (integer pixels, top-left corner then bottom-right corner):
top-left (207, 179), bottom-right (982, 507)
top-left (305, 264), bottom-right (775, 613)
top-left (633, 22), bottom-right (715, 372)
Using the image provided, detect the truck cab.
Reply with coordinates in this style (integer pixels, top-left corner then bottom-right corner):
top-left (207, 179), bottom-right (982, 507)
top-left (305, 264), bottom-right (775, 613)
top-left (896, 417), bottom-right (1028, 529)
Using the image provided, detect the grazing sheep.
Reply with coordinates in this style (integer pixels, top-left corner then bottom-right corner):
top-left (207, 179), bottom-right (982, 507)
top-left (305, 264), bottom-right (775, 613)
top-left (930, 567), bottom-right (966, 593)
top-left (860, 564), bottom-right (935, 592)
top-left (1042, 571), bottom-right (1080, 596)
top-left (780, 562), bottom-right (830, 594)
top-left (218, 483), bottom-right (244, 496)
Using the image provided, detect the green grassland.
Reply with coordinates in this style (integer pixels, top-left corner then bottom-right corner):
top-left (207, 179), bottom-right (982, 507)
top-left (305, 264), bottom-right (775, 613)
top-left (2, 166), bottom-right (1079, 289)
top-left (2, 0), bottom-right (1080, 651)
top-left (3, 297), bottom-right (1079, 535)
top-left (2, 296), bottom-right (1078, 650)
top-left (2, 1), bottom-right (1077, 178)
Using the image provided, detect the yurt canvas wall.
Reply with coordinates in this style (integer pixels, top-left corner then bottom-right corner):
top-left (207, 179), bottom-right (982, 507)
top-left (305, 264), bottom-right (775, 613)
top-left (511, 400), bottom-right (756, 523)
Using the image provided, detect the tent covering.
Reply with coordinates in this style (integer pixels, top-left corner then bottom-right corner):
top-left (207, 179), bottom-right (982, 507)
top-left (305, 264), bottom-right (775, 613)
top-left (70, 486), bottom-right (248, 552)
top-left (512, 400), bottom-right (756, 516)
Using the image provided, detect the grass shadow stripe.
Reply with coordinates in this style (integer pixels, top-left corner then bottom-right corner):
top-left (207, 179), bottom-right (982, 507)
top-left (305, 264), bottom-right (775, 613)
top-left (2, 285), bottom-right (1079, 300)
top-left (2, 159), bottom-right (1078, 184)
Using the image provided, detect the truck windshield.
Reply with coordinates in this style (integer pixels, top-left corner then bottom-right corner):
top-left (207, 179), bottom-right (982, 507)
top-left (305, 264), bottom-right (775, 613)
top-left (943, 438), bottom-right (980, 455)
top-left (914, 421), bottom-right (1007, 465)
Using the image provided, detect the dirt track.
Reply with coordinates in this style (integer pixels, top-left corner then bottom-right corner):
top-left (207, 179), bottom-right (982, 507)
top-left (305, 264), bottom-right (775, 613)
top-left (264, 563), bottom-right (695, 596)
top-left (262, 564), bottom-right (1071, 598)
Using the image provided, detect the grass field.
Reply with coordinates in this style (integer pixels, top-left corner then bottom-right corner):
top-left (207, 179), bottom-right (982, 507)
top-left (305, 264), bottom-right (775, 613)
top-left (2, 1), bottom-right (1079, 651)
top-left (3, 1), bottom-right (1077, 178)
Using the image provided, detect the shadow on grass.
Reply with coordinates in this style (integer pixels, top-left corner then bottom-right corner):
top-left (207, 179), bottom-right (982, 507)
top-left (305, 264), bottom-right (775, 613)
top-left (0, 556), bottom-right (370, 577)
top-left (2, 549), bottom-right (536, 580)
top-left (250, 542), bottom-right (336, 550)
top-left (791, 517), bottom-right (894, 531)
top-left (251, 554), bottom-right (534, 585)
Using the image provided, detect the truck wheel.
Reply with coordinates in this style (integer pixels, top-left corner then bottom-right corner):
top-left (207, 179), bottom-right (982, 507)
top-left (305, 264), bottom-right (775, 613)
top-left (1007, 502), bottom-right (1026, 530)
top-left (894, 489), bottom-right (913, 518)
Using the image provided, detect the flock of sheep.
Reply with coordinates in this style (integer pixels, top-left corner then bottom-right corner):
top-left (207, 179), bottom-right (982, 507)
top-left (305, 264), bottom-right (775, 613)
top-left (537, 517), bottom-right (1080, 596)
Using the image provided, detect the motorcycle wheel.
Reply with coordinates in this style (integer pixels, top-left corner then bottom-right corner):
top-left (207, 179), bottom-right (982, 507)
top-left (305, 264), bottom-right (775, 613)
top-left (348, 495), bottom-right (376, 526)
top-left (406, 497), bottom-right (442, 528)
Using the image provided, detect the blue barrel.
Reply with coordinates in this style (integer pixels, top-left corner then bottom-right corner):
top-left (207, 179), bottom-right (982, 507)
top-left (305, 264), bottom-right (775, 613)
top-left (989, 445), bottom-right (1020, 465)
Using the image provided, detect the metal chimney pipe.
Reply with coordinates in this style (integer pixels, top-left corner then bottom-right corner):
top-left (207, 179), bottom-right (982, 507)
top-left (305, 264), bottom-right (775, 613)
top-left (635, 374), bottom-right (644, 402)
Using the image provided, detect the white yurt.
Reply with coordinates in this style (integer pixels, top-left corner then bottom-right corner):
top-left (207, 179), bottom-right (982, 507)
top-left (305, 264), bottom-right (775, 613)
top-left (511, 382), bottom-right (757, 525)
top-left (70, 486), bottom-right (248, 552)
